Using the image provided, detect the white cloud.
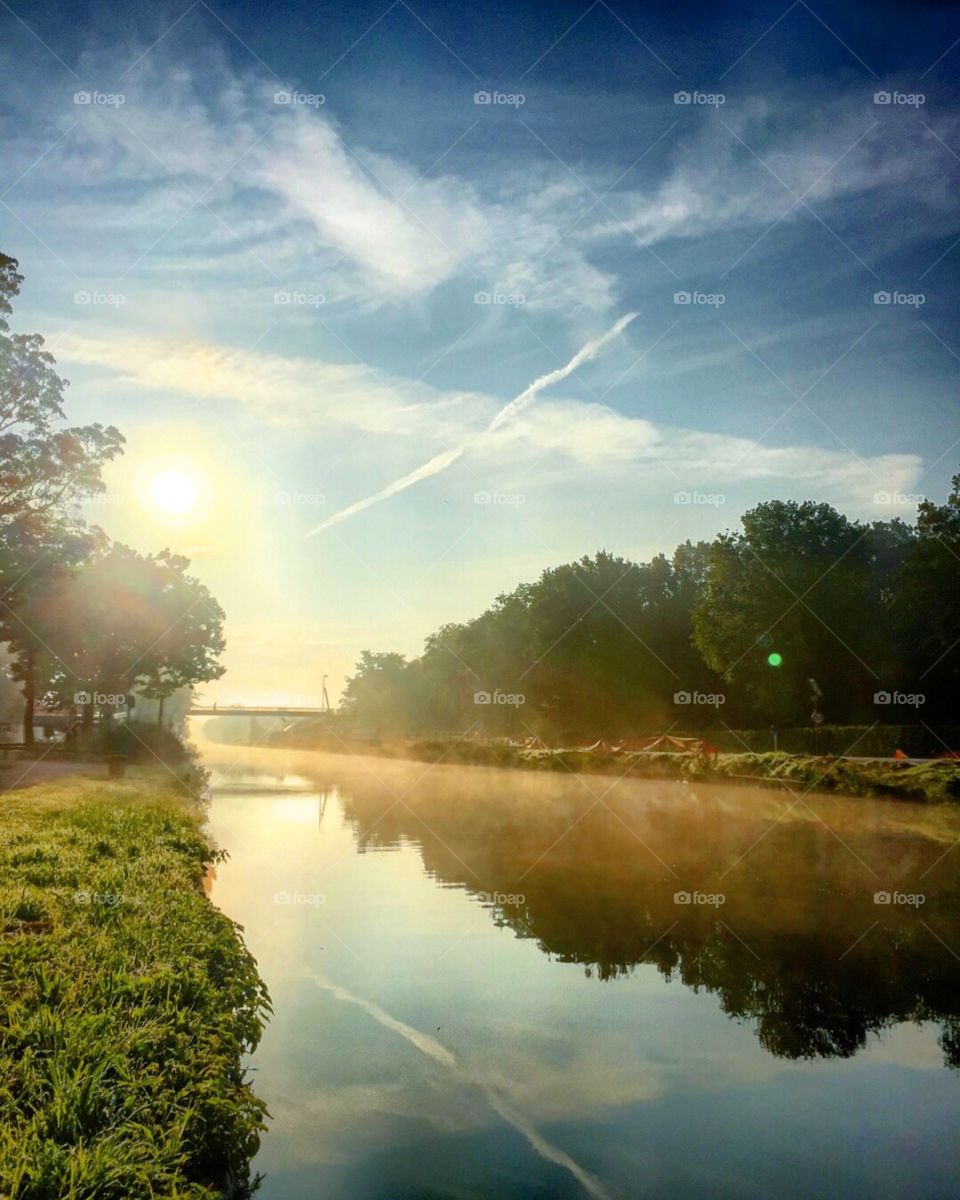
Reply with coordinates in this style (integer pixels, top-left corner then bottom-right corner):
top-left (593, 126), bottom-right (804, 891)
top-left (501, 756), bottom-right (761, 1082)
top-left (476, 397), bottom-right (922, 511)
top-left (603, 89), bottom-right (960, 248)
top-left (52, 329), bottom-right (485, 438)
top-left (54, 328), bottom-right (922, 515)
top-left (8, 53), bottom-right (610, 311)
top-left (249, 108), bottom-right (489, 293)
top-left (9, 48), bottom-right (958, 321)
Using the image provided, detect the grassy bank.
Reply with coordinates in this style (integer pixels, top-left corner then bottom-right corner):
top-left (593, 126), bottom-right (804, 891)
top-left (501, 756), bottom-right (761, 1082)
top-left (0, 776), bottom-right (270, 1199)
top-left (270, 732), bottom-right (960, 804)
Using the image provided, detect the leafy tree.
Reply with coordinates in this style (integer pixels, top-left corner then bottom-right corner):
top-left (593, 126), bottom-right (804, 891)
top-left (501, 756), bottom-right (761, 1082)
top-left (419, 621), bottom-right (487, 731)
top-left (895, 472), bottom-right (960, 716)
top-left (341, 651), bottom-right (420, 736)
top-left (39, 544), bottom-right (225, 734)
top-left (520, 552), bottom-right (673, 736)
top-left (692, 501), bottom-right (913, 725)
top-left (339, 474), bottom-right (960, 737)
top-left (0, 516), bottom-right (101, 744)
top-left (344, 549), bottom-right (726, 739)
top-left (0, 254), bottom-right (233, 746)
top-left (134, 551), bottom-right (227, 726)
top-left (0, 252), bottom-right (123, 527)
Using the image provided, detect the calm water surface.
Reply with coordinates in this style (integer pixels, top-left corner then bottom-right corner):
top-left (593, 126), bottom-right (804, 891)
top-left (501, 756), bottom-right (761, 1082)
top-left (201, 744), bottom-right (960, 1200)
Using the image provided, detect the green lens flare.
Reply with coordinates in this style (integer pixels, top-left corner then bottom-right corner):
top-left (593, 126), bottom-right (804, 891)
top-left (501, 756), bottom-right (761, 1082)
top-left (767, 652), bottom-right (783, 667)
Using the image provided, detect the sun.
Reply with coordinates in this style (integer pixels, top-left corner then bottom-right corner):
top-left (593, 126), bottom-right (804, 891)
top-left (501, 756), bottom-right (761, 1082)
top-left (149, 468), bottom-right (199, 515)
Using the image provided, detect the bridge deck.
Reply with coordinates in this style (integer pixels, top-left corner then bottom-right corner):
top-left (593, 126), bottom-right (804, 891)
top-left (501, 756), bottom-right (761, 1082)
top-left (188, 706), bottom-right (330, 717)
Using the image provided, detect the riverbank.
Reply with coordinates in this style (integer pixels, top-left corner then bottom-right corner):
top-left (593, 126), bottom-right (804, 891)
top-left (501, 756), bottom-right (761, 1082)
top-left (266, 732), bottom-right (960, 804)
top-left (0, 774), bottom-right (271, 1199)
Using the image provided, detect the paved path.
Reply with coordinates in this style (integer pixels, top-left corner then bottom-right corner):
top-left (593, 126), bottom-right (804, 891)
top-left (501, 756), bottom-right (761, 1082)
top-left (0, 759), bottom-right (102, 793)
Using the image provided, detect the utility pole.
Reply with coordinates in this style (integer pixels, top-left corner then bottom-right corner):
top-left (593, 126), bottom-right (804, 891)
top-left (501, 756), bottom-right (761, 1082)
top-left (321, 675), bottom-right (330, 713)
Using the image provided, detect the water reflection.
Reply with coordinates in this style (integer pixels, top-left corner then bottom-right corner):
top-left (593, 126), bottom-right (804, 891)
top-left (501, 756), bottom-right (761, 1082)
top-left (208, 750), bottom-right (960, 1067)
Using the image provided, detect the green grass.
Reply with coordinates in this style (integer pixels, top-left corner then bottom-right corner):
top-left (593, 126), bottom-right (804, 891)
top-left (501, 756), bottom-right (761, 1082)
top-left (0, 777), bottom-right (270, 1199)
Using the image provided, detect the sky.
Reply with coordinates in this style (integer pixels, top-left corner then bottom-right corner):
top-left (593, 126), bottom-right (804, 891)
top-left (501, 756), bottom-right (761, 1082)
top-left (1, 0), bottom-right (958, 704)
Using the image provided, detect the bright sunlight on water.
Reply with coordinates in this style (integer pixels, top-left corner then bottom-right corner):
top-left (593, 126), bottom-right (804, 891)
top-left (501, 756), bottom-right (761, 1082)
top-left (202, 745), bottom-right (960, 1200)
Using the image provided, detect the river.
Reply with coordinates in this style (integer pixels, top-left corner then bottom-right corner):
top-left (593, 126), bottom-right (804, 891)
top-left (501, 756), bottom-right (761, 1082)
top-left (201, 743), bottom-right (960, 1199)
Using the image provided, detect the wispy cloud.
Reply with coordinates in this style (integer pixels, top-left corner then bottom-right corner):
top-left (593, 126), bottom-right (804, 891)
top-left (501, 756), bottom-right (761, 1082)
top-left (7, 45), bottom-right (957, 320)
top-left (602, 89), bottom-right (960, 250)
top-left (3, 49), bottom-right (612, 312)
top-left (52, 329), bottom-right (483, 437)
top-left (485, 397), bottom-right (922, 509)
top-left (55, 323), bottom-right (922, 518)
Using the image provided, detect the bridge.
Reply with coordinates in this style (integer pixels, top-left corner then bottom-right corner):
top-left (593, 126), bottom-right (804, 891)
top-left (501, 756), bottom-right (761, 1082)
top-left (189, 705), bottom-right (330, 718)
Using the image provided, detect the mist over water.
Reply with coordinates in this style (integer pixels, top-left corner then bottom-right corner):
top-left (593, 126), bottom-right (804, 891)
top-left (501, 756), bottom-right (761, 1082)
top-left (201, 743), bottom-right (960, 1199)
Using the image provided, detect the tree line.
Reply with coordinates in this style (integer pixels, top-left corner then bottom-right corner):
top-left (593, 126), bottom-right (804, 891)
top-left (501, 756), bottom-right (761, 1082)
top-left (342, 485), bottom-right (960, 740)
top-left (0, 251), bottom-right (225, 745)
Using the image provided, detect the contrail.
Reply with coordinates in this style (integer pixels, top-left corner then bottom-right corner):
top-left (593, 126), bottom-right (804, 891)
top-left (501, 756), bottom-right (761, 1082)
top-left (485, 310), bottom-right (637, 434)
top-left (305, 312), bottom-right (637, 536)
top-left (307, 973), bottom-right (613, 1199)
top-left (305, 448), bottom-right (464, 536)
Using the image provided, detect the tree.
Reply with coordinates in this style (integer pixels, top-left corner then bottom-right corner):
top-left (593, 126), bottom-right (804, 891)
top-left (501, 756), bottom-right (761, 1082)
top-left (341, 651), bottom-right (421, 736)
top-left (337, 483), bottom-right (952, 738)
top-left (0, 516), bottom-right (101, 745)
top-left (692, 501), bottom-right (913, 725)
top-left (0, 254), bottom-right (234, 746)
top-left (0, 252), bottom-right (124, 528)
top-left (0, 250), bottom-right (126, 741)
top-left (39, 544), bottom-right (226, 735)
top-left (343, 548), bottom-right (726, 740)
top-left (135, 551), bottom-right (227, 726)
top-left (895, 471), bottom-right (960, 716)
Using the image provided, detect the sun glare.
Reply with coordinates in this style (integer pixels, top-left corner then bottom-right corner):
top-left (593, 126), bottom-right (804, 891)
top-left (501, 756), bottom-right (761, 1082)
top-left (149, 469), bottom-right (199, 516)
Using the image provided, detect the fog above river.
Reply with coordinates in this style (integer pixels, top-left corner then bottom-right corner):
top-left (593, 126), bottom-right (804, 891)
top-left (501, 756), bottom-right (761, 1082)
top-left (201, 741), bottom-right (960, 1064)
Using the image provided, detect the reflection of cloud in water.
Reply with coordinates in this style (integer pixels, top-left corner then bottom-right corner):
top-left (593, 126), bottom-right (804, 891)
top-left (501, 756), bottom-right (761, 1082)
top-left (202, 749), bottom-right (960, 1198)
top-left (307, 972), bottom-right (613, 1200)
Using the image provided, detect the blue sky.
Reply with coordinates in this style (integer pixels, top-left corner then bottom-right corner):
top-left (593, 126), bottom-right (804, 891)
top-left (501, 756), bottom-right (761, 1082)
top-left (2, 0), bottom-right (958, 701)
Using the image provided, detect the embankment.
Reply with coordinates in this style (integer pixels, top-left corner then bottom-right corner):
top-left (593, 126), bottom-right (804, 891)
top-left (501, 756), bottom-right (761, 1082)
top-left (267, 731), bottom-right (960, 804)
top-left (0, 775), bottom-right (270, 1199)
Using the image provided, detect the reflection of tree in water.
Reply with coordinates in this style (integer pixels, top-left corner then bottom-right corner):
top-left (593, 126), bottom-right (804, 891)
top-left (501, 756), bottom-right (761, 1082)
top-left (327, 766), bottom-right (960, 1067)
